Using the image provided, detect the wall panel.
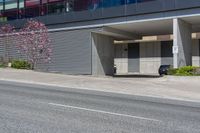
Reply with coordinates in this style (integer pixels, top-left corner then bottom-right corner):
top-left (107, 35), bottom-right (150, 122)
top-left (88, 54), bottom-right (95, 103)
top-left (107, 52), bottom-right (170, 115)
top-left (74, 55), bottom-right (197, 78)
top-left (37, 28), bottom-right (99, 74)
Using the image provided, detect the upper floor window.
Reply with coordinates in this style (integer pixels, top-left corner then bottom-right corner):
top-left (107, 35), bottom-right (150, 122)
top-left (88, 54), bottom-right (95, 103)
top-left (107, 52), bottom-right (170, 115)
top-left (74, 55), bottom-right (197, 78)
top-left (103, 0), bottom-right (125, 8)
top-left (48, 0), bottom-right (66, 14)
top-left (0, 0), bottom-right (157, 22)
top-left (3, 0), bottom-right (18, 20)
top-left (5, 0), bottom-right (18, 10)
top-left (126, 0), bottom-right (136, 4)
top-left (137, 0), bottom-right (155, 3)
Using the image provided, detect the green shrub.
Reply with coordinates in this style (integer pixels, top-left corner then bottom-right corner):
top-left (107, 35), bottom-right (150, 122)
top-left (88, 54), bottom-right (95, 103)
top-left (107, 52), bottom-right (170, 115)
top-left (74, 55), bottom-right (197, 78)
top-left (168, 66), bottom-right (200, 76)
top-left (167, 68), bottom-right (178, 75)
top-left (0, 63), bottom-right (6, 68)
top-left (11, 60), bottom-right (31, 69)
top-left (176, 66), bottom-right (194, 76)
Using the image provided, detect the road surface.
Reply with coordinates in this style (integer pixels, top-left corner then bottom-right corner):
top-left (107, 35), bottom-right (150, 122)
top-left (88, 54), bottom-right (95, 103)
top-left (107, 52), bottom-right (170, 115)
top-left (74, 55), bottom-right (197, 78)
top-left (0, 81), bottom-right (199, 133)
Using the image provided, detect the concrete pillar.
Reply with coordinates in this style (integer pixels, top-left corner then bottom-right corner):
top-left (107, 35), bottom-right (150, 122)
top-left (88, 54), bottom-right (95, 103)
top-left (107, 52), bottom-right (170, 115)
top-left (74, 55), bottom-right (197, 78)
top-left (91, 33), bottom-right (114, 76)
top-left (173, 18), bottom-right (192, 68)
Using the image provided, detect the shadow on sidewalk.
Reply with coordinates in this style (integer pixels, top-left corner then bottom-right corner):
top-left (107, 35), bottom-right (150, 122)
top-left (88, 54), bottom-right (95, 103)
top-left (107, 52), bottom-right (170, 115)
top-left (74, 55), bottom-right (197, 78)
top-left (113, 74), bottom-right (161, 78)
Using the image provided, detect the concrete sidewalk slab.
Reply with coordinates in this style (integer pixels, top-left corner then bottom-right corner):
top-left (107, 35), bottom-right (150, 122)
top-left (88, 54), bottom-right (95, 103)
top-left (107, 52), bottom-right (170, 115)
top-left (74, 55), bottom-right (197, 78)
top-left (0, 68), bottom-right (200, 103)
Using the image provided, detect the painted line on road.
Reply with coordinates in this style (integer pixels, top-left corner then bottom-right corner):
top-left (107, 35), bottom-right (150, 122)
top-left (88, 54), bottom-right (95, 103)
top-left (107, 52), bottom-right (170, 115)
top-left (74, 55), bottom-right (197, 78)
top-left (48, 102), bottom-right (161, 122)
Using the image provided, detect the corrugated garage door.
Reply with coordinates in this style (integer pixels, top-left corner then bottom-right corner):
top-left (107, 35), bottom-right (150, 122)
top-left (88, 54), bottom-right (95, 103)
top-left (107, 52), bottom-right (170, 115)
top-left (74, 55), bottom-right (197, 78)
top-left (37, 28), bottom-right (98, 75)
top-left (128, 43), bottom-right (140, 73)
top-left (0, 36), bottom-right (25, 61)
top-left (0, 37), bottom-right (4, 60)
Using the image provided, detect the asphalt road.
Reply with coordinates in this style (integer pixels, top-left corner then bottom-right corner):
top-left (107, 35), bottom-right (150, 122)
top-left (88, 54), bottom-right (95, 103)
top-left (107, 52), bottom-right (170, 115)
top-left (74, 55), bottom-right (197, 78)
top-left (0, 81), bottom-right (200, 133)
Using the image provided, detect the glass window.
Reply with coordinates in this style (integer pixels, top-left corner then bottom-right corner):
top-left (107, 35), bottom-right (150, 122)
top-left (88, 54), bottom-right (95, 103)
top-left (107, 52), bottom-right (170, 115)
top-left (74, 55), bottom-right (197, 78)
top-left (19, 0), bottom-right (25, 8)
top-left (126, 0), bottom-right (136, 4)
top-left (0, 0), bottom-right (3, 11)
top-left (48, 0), bottom-right (66, 14)
top-left (5, 0), bottom-right (18, 10)
top-left (0, 0), bottom-right (5, 22)
top-left (25, 0), bottom-right (40, 18)
top-left (4, 0), bottom-right (18, 20)
top-left (72, 0), bottom-right (102, 11)
top-left (18, 0), bottom-right (24, 19)
top-left (65, 0), bottom-right (74, 12)
top-left (73, 0), bottom-right (90, 11)
top-left (137, 0), bottom-right (155, 3)
top-left (42, 0), bottom-right (48, 4)
top-left (0, 0), bottom-right (158, 21)
top-left (3, 10), bottom-right (18, 20)
top-left (40, 0), bottom-right (48, 16)
top-left (25, 0), bottom-right (40, 7)
top-left (102, 0), bottom-right (125, 8)
top-left (88, 0), bottom-right (102, 10)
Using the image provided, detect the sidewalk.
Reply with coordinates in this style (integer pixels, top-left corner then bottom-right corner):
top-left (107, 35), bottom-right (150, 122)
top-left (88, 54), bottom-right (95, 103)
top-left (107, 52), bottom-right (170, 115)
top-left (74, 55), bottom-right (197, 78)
top-left (0, 68), bottom-right (200, 102)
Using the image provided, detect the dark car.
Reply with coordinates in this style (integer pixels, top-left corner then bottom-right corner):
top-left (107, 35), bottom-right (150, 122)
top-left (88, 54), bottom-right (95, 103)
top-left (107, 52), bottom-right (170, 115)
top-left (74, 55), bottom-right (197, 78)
top-left (158, 65), bottom-right (171, 76)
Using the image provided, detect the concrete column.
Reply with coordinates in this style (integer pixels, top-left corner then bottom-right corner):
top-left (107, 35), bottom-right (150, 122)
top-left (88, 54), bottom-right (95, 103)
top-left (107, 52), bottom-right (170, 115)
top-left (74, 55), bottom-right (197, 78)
top-left (91, 33), bottom-right (114, 76)
top-left (173, 18), bottom-right (192, 68)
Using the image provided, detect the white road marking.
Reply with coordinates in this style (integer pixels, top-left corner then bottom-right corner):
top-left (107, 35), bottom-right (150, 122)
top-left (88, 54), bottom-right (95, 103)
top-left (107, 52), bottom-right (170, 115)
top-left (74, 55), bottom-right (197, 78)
top-left (48, 102), bottom-right (161, 122)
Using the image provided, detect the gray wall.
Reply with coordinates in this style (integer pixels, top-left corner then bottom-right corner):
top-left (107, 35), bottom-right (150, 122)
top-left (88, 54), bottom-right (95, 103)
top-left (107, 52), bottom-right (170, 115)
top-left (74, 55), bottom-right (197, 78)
top-left (0, 28), bottom-right (100, 75)
top-left (92, 33), bottom-right (114, 76)
top-left (37, 28), bottom-right (100, 75)
top-left (140, 42), bottom-right (161, 74)
top-left (114, 44), bottom-right (128, 74)
top-left (161, 40), bottom-right (200, 66)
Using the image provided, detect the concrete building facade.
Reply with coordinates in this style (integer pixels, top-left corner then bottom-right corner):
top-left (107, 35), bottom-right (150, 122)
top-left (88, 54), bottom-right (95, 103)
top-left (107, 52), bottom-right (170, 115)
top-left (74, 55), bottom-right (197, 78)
top-left (0, 0), bottom-right (200, 75)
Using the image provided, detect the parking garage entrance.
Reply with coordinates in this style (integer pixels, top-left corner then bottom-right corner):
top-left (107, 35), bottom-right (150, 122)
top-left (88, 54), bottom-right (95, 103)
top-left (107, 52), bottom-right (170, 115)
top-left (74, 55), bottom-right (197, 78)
top-left (91, 17), bottom-right (200, 76)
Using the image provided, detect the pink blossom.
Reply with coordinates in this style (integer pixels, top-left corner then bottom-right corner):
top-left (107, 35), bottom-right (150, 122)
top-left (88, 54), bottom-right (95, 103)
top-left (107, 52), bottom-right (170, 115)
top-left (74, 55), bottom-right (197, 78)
top-left (16, 20), bottom-right (52, 69)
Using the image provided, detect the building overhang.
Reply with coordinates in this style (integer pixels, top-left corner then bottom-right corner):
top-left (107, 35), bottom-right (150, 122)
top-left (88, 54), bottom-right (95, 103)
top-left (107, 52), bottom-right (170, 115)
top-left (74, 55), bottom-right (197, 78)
top-left (114, 33), bottom-right (200, 44)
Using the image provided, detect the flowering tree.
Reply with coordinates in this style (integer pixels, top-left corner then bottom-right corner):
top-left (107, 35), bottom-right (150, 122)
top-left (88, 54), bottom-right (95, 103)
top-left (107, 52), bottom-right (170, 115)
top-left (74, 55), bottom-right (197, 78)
top-left (17, 20), bottom-right (52, 69)
top-left (0, 24), bottom-right (15, 63)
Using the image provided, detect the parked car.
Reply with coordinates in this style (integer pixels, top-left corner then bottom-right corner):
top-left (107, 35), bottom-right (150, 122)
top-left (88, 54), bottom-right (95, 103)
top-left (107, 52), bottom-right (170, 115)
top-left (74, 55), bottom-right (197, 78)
top-left (158, 65), bottom-right (171, 76)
